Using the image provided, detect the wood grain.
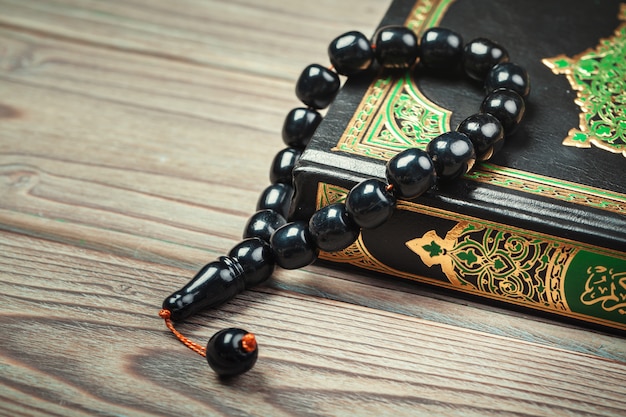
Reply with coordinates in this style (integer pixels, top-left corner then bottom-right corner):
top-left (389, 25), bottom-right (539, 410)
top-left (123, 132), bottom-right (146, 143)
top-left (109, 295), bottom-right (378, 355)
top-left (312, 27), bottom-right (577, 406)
top-left (0, 0), bottom-right (624, 416)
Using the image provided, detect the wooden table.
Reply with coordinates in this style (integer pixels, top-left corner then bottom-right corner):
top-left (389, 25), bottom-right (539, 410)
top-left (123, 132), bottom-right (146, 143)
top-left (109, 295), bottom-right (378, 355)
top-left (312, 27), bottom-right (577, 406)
top-left (1, 1), bottom-right (625, 415)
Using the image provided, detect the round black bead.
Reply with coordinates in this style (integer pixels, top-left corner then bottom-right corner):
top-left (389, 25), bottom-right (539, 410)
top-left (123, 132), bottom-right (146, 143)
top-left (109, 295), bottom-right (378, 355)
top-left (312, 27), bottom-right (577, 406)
top-left (426, 131), bottom-right (476, 181)
top-left (328, 31), bottom-right (374, 76)
top-left (385, 148), bottom-right (436, 199)
top-left (485, 62), bottom-right (530, 98)
top-left (456, 113), bottom-right (504, 161)
top-left (462, 38), bottom-right (509, 81)
top-left (480, 88), bottom-right (526, 134)
top-left (228, 238), bottom-right (275, 287)
top-left (345, 179), bottom-right (396, 229)
top-left (270, 221), bottom-right (318, 269)
top-left (420, 27), bottom-right (463, 70)
top-left (295, 64), bottom-right (341, 109)
top-left (256, 183), bottom-right (294, 219)
top-left (243, 209), bottom-right (287, 243)
top-left (206, 328), bottom-right (258, 378)
top-left (373, 26), bottom-right (420, 69)
top-left (308, 203), bottom-right (360, 252)
top-left (270, 147), bottom-right (301, 185)
top-left (282, 107), bottom-right (323, 149)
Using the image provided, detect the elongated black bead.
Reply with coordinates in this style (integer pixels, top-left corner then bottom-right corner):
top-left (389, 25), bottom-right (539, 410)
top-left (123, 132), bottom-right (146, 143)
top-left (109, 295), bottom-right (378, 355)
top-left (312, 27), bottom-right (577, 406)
top-left (385, 148), bottom-right (436, 199)
top-left (426, 131), bottom-right (476, 181)
top-left (456, 113), bottom-right (504, 161)
top-left (480, 88), bottom-right (525, 134)
top-left (270, 221), bottom-right (318, 269)
top-left (345, 179), bottom-right (396, 229)
top-left (485, 62), bottom-right (531, 98)
top-left (462, 38), bottom-right (509, 81)
top-left (282, 107), bottom-right (323, 149)
top-left (373, 26), bottom-right (420, 69)
top-left (162, 256), bottom-right (245, 321)
top-left (228, 238), bottom-right (275, 287)
top-left (243, 209), bottom-right (287, 243)
top-left (328, 31), bottom-right (374, 76)
top-left (420, 27), bottom-right (463, 70)
top-left (256, 183), bottom-right (294, 218)
top-left (295, 64), bottom-right (340, 109)
top-left (270, 147), bottom-right (301, 185)
top-left (308, 203), bottom-right (360, 252)
top-left (206, 328), bottom-right (258, 377)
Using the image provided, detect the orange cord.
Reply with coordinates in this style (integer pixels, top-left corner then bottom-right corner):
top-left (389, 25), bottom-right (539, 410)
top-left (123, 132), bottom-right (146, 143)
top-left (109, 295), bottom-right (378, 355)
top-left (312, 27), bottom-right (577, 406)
top-left (385, 183), bottom-right (394, 192)
top-left (240, 333), bottom-right (257, 353)
top-left (159, 309), bottom-right (207, 357)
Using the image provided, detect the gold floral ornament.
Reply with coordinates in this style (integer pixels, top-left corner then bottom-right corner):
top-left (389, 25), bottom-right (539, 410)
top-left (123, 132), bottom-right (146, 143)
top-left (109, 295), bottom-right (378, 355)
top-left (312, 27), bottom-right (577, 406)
top-left (543, 4), bottom-right (626, 157)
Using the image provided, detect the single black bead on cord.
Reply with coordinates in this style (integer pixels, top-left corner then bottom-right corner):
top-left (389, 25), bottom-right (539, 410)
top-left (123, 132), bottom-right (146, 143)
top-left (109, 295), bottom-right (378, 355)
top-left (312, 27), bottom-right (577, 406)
top-left (270, 147), bottom-right (301, 185)
top-left (256, 183), bottom-right (294, 218)
top-left (243, 209), bottom-right (287, 243)
top-left (462, 38), bottom-right (509, 81)
top-left (385, 148), bottom-right (436, 199)
top-left (373, 26), bottom-right (420, 69)
top-left (270, 221), bottom-right (318, 269)
top-left (481, 88), bottom-right (526, 134)
top-left (427, 131), bottom-right (476, 181)
top-left (345, 179), bottom-right (396, 229)
top-left (295, 64), bottom-right (341, 109)
top-left (228, 238), bottom-right (275, 287)
top-left (328, 31), bottom-right (374, 76)
top-left (308, 203), bottom-right (360, 252)
top-left (420, 27), bottom-right (463, 70)
top-left (456, 113), bottom-right (504, 161)
top-left (206, 328), bottom-right (258, 378)
top-left (485, 62), bottom-right (531, 98)
top-left (282, 107), bottom-right (323, 149)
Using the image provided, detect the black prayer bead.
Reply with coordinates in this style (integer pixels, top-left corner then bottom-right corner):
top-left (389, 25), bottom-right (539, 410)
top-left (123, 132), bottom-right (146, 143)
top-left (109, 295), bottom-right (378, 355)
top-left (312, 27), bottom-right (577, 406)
top-left (385, 148), bottom-right (436, 199)
top-left (308, 203), bottom-right (360, 252)
top-left (481, 88), bottom-right (525, 134)
top-left (426, 131), bottom-right (476, 181)
top-left (282, 107), bottom-right (323, 149)
top-left (270, 147), bottom-right (301, 185)
top-left (295, 64), bottom-right (341, 109)
top-left (206, 328), bottom-right (258, 378)
top-left (270, 221), bottom-right (318, 269)
top-left (373, 26), bottom-right (420, 69)
top-left (256, 183), bottom-right (294, 218)
top-left (162, 256), bottom-right (245, 321)
top-left (228, 238), bottom-right (275, 287)
top-left (328, 31), bottom-right (374, 76)
top-left (243, 209), bottom-right (287, 243)
top-left (345, 179), bottom-right (396, 229)
top-left (462, 38), bottom-right (509, 81)
top-left (456, 113), bottom-right (504, 161)
top-left (420, 27), bottom-right (463, 70)
top-left (485, 62), bottom-right (531, 98)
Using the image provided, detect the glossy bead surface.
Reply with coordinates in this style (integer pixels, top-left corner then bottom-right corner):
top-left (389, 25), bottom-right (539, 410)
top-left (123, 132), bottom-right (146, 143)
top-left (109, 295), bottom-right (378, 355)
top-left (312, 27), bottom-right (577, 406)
top-left (481, 88), bottom-right (525, 134)
top-left (426, 131), bottom-right (476, 181)
top-left (243, 209), bottom-right (287, 243)
top-left (462, 38), bottom-right (509, 81)
top-left (270, 221), bottom-right (318, 269)
top-left (420, 27), bottom-right (463, 70)
top-left (485, 62), bottom-right (530, 98)
top-left (162, 256), bottom-right (244, 321)
top-left (385, 148), bottom-right (436, 199)
top-left (228, 238), bottom-right (275, 287)
top-left (308, 203), bottom-right (360, 252)
top-left (373, 26), bottom-right (420, 69)
top-left (256, 183), bottom-right (294, 218)
top-left (295, 64), bottom-right (340, 109)
top-left (282, 107), bottom-right (323, 149)
top-left (456, 113), bottom-right (504, 161)
top-left (206, 328), bottom-right (258, 378)
top-left (270, 147), bottom-right (301, 185)
top-left (328, 31), bottom-right (374, 76)
top-left (345, 179), bottom-right (396, 229)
